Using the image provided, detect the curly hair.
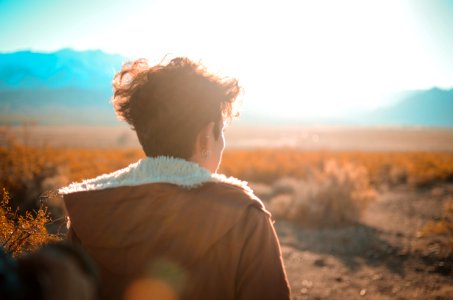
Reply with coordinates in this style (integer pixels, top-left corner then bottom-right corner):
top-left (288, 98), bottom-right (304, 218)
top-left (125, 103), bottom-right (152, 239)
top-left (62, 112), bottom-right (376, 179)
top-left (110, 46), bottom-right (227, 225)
top-left (112, 57), bottom-right (241, 159)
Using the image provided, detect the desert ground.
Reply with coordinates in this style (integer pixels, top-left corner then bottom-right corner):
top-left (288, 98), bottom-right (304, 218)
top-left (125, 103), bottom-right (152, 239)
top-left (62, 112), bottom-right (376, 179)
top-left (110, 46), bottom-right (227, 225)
top-left (273, 183), bottom-right (453, 299)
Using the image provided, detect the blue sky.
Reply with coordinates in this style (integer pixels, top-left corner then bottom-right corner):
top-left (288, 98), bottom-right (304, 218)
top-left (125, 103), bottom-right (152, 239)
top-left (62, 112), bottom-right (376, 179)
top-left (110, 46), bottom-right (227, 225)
top-left (1, 0), bottom-right (453, 118)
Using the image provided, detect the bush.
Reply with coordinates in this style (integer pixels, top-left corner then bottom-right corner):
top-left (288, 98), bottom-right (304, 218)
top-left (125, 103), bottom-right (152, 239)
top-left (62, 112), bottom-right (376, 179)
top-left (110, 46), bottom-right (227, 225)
top-left (268, 160), bottom-right (377, 227)
top-left (417, 199), bottom-right (453, 257)
top-left (0, 188), bottom-right (61, 256)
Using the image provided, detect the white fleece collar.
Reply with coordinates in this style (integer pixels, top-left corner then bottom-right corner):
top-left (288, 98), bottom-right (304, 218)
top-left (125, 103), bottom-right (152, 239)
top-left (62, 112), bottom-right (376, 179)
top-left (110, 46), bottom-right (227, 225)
top-left (59, 156), bottom-right (250, 195)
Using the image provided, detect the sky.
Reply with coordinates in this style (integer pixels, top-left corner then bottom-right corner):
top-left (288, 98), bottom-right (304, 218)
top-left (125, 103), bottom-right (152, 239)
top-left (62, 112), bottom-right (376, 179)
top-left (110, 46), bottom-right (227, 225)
top-left (1, 0), bottom-right (453, 119)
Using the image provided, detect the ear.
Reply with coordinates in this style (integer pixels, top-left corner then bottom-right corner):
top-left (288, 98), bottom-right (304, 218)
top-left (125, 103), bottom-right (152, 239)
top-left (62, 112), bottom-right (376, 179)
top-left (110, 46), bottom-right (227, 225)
top-left (195, 122), bottom-right (215, 152)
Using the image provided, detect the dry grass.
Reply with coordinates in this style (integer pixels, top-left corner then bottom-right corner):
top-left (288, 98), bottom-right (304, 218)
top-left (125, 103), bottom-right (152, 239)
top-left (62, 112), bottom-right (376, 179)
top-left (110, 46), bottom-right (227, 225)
top-left (268, 161), bottom-right (377, 227)
top-left (0, 128), bottom-right (142, 209)
top-left (417, 199), bottom-right (453, 256)
top-left (3, 127), bottom-right (452, 191)
top-left (221, 149), bottom-right (453, 188)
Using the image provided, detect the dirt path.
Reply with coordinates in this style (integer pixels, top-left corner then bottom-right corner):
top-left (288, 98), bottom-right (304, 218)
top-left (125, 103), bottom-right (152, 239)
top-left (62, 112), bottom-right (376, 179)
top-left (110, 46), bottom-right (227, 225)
top-left (276, 183), bottom-right (453, 299)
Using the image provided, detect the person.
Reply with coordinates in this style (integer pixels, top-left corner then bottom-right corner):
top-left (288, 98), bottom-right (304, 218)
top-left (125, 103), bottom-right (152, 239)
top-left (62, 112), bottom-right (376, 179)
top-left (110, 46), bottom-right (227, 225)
top-left (59, 57), bottom-right (291, 300)
top-left (0, 242), bottom-right (99, 300)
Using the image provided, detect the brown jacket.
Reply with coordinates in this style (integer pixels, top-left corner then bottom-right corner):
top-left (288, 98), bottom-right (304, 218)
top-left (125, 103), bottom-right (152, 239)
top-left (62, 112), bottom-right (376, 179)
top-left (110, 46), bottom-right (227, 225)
top-left (62, 157), bottom-right (290, 300)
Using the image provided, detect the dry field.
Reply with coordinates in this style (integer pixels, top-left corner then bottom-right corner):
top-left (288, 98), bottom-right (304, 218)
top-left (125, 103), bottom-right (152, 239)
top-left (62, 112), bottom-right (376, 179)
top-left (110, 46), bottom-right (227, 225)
top-left (279, 183), bottom-right (453, 299)
top-left (1, 126), bottom-right (453, 299)
top-left (2, 125), bottom-right (453, 151)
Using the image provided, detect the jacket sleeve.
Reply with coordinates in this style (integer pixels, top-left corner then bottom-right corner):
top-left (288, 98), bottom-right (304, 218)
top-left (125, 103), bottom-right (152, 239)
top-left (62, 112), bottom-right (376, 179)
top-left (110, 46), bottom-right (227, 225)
top-left (234, 206), bottom-right (291, 300)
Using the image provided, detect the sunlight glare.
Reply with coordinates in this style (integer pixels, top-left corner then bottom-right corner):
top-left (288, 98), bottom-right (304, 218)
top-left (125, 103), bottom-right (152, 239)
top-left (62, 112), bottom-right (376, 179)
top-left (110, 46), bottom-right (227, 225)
top-left (114, 0), bottom-right (439, 119)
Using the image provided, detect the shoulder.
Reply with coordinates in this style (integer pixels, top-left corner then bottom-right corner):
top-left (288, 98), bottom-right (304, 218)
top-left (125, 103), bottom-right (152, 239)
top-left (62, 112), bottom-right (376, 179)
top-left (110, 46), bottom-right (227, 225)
top-left (196, 174), bottom-right (271, 218)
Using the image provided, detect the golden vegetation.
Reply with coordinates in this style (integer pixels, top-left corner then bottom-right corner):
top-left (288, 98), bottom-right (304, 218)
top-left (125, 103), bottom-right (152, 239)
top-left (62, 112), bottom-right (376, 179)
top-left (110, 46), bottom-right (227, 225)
top-left (267, 161), bottom-right (377, 226)
top-left (418, 199), bottom-right (453, 256)
top-left (0, 127), bottom-right (142, 199)
top-left (2, 127), bottom-right (451, 190)
top-left (221, 149), bottom-right (453, 187)
top-left (0, 188), bottom-right (59, 256)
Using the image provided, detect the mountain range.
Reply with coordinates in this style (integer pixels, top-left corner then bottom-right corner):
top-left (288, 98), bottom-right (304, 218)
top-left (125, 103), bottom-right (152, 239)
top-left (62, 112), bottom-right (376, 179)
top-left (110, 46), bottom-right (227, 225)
top-left (347, 88), bottom-right (453, 127)
top-left (0, 49), bottom-right (452, 127)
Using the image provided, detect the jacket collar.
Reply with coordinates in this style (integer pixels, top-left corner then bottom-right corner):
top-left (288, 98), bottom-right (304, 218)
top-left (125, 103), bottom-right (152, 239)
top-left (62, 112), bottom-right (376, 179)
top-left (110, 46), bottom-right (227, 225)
top-left (59, 156), bottom-right (249, 195)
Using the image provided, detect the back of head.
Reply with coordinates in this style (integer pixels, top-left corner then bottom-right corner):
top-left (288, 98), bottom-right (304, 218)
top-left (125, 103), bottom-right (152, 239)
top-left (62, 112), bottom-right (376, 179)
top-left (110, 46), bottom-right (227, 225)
top-left (112, 57), bottom-right (241, 159)
top-left (0, 248), bottom-right (20, 300)
top-left (15, 242), bottom-right (100, 300)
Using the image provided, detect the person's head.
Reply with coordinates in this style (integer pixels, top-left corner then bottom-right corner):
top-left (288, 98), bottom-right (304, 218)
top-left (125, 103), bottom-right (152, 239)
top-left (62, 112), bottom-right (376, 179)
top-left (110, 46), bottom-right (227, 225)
top-left (112, 57), bottom-right (241, 173)
top-left (0, 248), bottom-right (20, 300)
top-left (14, 242), bottom-right (100, 300)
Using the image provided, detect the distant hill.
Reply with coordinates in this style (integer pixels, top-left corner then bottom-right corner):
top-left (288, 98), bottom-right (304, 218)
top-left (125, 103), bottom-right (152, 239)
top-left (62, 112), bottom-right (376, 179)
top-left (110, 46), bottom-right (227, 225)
top-left (0, 49), bottom-right (125, 125)
top-left (0, 49), bottom-right (452, 126)
top-left (353, 88), bottom-right (453, 127)
top-left (0, 48), bottom-right (124, 90)
top-left (238, 88), bottom-right (453, 127)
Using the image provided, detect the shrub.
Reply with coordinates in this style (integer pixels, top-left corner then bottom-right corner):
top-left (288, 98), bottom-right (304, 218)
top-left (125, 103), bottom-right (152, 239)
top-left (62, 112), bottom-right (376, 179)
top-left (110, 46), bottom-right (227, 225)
top-left (0, 188), bottom-right (60, 256)
top-left (417, 198), bottom-right (453, 257)
top-left (268, 160), bottom-right (377, 227)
